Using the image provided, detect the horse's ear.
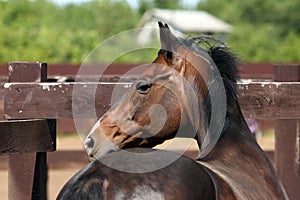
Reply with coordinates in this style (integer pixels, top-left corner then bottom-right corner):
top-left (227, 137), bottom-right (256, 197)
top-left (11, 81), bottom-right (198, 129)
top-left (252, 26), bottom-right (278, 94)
top-left (158, 22), bottom-right (178, 53)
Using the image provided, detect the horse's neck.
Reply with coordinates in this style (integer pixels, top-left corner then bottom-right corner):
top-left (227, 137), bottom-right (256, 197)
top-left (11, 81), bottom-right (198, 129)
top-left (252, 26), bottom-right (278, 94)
top-left (198, 110), bottom-right (288, 199)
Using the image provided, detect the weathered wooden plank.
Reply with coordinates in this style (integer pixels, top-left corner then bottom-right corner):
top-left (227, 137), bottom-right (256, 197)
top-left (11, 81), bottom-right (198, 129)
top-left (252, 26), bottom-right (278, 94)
top-left (0, 82), bottom-right (5, 98)
top-left (0, 119), bottom-right (55, 155)
top-left (8, 62), bottom-right (47, 82)
top-left (4, 82), bottom-right (132, 119)
top-left (6, 62), bottom-right (51, 200)
top-left (3, 81), bottom-right (300, 119)
top-left (238, 81), bottom-right (300, 119)
top-left (274, 64), bottom-right (300, 200)
top-left (8, 153), bottom-right (36, 200)
top-left (0, 63), bottom-right (275, 79)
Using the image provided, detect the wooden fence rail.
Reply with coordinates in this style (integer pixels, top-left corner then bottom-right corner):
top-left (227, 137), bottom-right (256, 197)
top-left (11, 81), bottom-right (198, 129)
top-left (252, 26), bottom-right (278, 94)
top-left (0, 62), bottom-right (299, 200)
top-left (3, 81), bottom-right (300, 119)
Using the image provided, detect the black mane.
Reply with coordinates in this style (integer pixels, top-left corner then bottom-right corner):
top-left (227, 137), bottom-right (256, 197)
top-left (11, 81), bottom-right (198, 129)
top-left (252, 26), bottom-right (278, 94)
top-left (208, 45), bottom-right (240, 108)
top-left (180, 36), bottom-right (251, 139)
top-left (208, 46), bottom-right (240, 92)
top-left (178, 35), bottom-right (241, 115)
top-left (184, 36), bottom-right (240, 99)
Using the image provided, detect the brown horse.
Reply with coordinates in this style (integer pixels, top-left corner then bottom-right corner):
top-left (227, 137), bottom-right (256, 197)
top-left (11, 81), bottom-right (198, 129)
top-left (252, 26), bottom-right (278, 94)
top-left (57, 22), bottom-right (288, 199)
top-left (57, 148), bottom-right (219, 199)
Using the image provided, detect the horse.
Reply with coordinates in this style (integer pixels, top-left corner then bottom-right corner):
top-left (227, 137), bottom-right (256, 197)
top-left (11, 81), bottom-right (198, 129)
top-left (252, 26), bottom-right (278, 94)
top-left (57, 22), bottom-right (288, 199)
top-left (57, 148), bottom-right (219, 199)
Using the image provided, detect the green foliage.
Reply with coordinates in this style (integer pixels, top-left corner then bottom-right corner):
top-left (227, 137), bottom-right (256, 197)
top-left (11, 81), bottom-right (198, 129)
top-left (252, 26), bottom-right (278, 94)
top-left (137, 0), bottom-right (184, 15)
top-left (0, 0), bottom-right (138, 64)
top-left (197, 0), bottom-right (300, 62)
top-left (153, 0), bottom-right (183, 9)
top-left (0, 0), bottom-right (300, 63)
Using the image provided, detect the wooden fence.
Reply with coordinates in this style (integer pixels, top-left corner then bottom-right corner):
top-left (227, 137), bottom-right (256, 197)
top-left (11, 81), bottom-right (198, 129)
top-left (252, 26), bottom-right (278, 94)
top-left (0, 62), bottom-right (299, 200)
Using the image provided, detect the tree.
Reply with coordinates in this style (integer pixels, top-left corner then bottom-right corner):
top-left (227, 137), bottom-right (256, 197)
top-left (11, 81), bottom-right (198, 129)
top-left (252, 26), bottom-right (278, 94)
top-left (1, 0), bottom-right (299, 63)
top-left (153, 0), bottom-right (183, 9)
top-left (0, 0), bottom-right (139, 63)
top-left (197, 0), bottom-right (300, 62)
top-left (137, 0), bottom-right (184, 16)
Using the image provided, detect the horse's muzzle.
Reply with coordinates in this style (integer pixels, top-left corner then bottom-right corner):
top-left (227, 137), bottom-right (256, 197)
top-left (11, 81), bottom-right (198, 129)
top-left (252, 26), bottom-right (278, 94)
top-left (84, 132), bottom-right (120, 161)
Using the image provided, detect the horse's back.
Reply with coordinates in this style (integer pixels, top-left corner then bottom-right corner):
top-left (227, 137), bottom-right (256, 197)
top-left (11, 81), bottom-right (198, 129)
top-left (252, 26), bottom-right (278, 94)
top-left (57, 148), bottom-right (217, 200)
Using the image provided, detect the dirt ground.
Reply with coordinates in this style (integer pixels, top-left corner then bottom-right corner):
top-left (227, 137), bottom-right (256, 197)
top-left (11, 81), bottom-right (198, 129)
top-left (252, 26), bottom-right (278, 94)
top-left (0, 133), bottom-right (274, 200)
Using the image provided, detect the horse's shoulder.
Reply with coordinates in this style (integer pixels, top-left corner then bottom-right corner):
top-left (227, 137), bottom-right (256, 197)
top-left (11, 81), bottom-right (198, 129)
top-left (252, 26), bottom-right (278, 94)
top-left (57, 150), bottom-right (219, 200)
top-left (197, 162), bottom-right (238, 200)
top-left (56, 161), bottom-right (106, 199)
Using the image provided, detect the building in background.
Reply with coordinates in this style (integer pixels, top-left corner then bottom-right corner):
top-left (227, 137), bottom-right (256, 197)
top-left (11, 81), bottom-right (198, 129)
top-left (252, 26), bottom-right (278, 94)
top-left (136, 8), bottom-right (233, 44)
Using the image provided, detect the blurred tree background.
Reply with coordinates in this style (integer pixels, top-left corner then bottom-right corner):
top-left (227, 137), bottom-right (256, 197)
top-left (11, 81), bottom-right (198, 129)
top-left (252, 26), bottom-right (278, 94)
top-left (197, 0), bottom-right (300, 62)
top-left (0, 0), bottom-right (299, 63)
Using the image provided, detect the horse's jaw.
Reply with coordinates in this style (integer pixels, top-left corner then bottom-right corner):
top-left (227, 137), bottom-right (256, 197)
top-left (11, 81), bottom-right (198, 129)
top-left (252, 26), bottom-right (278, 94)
top-left (83, 117), bottom-right (157, 161)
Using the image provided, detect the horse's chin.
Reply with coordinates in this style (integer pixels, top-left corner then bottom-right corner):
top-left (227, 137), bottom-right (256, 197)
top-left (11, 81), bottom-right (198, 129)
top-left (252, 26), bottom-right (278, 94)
top-left (87, 155), bottom-right (96, 163)
top-left (84, 127), bottom-right (166, 162)
top-left (87, 147), bottom-right (120, 162)
top-left (85, 137), bottom-right (160, 162)
top-left (84, 134), bottom-right (120, 162)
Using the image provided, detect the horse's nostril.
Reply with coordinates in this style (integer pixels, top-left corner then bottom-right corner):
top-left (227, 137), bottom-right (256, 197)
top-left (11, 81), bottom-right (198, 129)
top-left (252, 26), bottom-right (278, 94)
top-left (85, 137), bottom-right (94, 149)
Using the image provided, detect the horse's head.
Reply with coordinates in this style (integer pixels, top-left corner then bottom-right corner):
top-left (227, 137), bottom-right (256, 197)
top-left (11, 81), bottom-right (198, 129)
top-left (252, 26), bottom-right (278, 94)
top-left (85, 22), bottom-right (237, 160)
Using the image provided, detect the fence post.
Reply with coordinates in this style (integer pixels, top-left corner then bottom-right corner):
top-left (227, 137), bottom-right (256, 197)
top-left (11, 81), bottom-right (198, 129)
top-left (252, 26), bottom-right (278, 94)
top-left (274, 64), bottom-right (300, 200)
top-left (7, 62), bottom-right (50, 200)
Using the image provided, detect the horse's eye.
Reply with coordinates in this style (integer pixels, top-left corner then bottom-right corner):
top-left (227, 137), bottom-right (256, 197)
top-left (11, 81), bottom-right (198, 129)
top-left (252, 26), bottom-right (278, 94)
top-left (158, 49), bottom-right (165, 55)
top-left (165, 51), bottom-right (173, 60)
top-left (158, 49), bottom-right (172, 60)
top-left (135, 81), bottom-right (152, 94)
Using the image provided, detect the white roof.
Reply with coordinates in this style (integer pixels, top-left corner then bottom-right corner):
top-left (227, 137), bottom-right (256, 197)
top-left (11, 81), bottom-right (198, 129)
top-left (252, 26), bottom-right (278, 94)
top-left (138, 8), bottom-right (233, 33)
